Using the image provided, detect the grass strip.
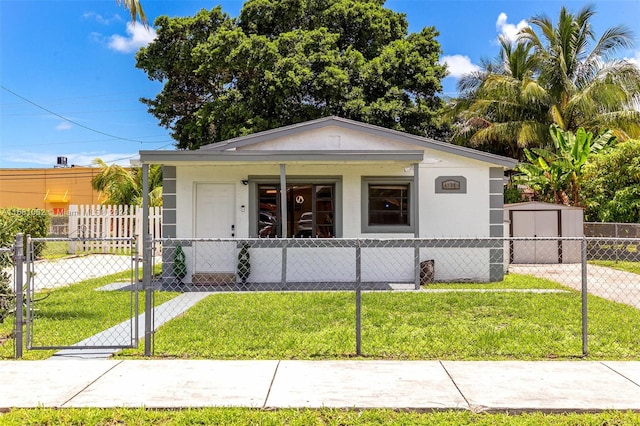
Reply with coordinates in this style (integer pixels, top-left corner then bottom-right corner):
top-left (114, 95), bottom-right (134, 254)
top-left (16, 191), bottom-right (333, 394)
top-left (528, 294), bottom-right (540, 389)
top-left (589, 260), bottom-right (640, 275)
top-left (1, 408), bottom-right (639, 425)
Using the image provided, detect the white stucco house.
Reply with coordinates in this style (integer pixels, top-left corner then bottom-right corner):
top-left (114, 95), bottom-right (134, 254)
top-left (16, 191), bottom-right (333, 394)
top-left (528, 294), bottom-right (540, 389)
top-left (138, 116), bottom-right (517, 285)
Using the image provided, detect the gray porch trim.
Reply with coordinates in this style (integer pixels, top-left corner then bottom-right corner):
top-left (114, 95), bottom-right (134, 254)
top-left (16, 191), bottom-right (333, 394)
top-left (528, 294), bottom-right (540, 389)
top-left (489, 167), bottom-right (504, 237)
top-left (162, 166), bottom-right (177, 239)
top-left (489, 263), bottom-right (504, 282)
top-left (414, 163), bottom-right (420, 237)
top-left (280, 164), bottom-right (287, 238)
top-left (139, 150), bottom-right (424, 164)
top-left (489, 167), bottom-right (505, 281)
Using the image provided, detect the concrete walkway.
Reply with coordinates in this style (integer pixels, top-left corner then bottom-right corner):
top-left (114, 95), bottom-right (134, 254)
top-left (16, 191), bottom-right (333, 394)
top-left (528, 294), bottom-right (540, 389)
top-left (510, 263), bottom-right (640, 309)
top-left (51, 292), bottom-right (209, 359)
top-left (1, 359), bottom-right (639, 411)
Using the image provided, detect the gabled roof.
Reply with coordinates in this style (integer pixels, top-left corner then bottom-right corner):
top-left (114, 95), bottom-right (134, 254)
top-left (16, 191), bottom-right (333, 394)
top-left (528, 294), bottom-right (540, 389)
top-left (140, 116), bottom-right (518, 168)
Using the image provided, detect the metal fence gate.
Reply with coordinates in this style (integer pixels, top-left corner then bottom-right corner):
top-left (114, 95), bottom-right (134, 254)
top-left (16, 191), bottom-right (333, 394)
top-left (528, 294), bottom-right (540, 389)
top-left (22, 236), bottom-right (140, 352)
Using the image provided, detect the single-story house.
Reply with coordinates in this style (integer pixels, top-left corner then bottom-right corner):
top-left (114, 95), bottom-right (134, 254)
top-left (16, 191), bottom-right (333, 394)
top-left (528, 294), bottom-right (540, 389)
top-left (138, 116), bottom-right (517, 285)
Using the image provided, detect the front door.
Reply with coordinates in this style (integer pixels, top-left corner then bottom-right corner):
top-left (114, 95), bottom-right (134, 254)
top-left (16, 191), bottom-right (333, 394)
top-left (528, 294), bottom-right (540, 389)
top-left (195, 183), bottom-right (236, 273)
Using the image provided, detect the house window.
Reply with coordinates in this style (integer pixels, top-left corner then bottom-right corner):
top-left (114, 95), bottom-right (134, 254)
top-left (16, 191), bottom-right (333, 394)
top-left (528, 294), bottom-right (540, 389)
top-left (257, 183), bottom-right (336, 238)
top-left (362, 177), bottom-right (414, 233)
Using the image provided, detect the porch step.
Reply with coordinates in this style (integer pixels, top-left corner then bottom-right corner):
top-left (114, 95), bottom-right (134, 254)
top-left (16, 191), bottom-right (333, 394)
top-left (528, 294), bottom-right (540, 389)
top-left (192, 273), bottom-right (236, 285)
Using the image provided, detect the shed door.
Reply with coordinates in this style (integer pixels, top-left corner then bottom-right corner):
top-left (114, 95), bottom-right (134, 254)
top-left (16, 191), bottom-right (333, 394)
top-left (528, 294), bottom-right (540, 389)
top-left (512, 210), bottom-right (559, 263)
top-left (194, 183), bottom-right (236, 273)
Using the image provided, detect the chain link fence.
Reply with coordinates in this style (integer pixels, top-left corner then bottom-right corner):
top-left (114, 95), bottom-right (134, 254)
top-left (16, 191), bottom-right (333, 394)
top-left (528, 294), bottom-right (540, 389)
top-left (4, 235), bottom-right (640, 360)
top-left (154, 237), bottom-right (503, 291)
top-left (0, 246), bottom-right (14, 355)
top-left (142, 236), bottom-right (640, 359)
top-left (14, 237), bottom-right (139, 354)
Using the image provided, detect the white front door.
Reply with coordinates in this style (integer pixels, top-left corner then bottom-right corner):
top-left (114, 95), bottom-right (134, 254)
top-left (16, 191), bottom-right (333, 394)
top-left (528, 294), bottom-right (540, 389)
top-left (194, 183), bottom-right (236, 273)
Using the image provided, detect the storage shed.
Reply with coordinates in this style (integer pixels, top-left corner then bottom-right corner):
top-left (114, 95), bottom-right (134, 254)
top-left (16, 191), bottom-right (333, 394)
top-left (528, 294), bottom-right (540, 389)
top-left (504, 202), bottom-right (584, 264)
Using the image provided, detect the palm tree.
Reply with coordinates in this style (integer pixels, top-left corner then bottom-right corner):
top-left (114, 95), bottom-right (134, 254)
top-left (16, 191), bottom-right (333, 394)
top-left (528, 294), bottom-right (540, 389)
top-left (451, 5), bottom-right (640, 160)
top-left (117, 0), bottom-right (147, 27)
top-left (91, 158), bottom-right (162, 206)
top-left (520, 5), bottom-right (640, 137)
top-left (450, 36), bottom-right (547, 158)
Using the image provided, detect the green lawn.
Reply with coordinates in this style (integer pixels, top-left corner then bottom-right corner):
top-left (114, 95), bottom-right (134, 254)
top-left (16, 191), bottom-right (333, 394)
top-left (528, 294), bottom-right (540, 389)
top-left (0, 269), bottom-right (177, 360)
top-left (590, 260), bottom-right (640, 275)
top-left (116, 274), bottom-right (640, 361)
top-left (1, 407), bottom-right (639, 425)
top-left (4, 271), bottom-right (640, 361)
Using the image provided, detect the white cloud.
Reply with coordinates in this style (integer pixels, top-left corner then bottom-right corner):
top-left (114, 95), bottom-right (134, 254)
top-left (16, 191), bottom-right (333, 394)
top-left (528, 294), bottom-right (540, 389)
top-left (441, 55), bottom-right (481, 79)
top-left (626, 51), bottom-right (640, 69)
top-left (55, 121), bottom-right (72, 131)
top-left (496, 12), bottom-right (529, 43)
top-left (108, 22), bottom-right (156, 53)
top-left (84, 12), bottom-right (123, 25)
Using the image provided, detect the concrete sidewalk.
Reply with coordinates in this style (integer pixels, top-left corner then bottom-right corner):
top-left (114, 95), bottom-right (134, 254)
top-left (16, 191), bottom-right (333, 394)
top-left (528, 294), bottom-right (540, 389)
top-left (1, 360), bottom-right (639, 412)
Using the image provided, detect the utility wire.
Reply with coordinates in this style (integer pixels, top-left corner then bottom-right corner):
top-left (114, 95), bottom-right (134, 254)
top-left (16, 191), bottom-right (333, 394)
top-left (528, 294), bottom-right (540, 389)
top-left (1, 85), bottom-right (152, 144)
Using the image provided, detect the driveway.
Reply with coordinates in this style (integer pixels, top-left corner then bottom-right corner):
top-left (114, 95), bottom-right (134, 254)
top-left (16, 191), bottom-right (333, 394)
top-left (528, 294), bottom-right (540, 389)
top-left (509, 263), bottom-right (640, 309)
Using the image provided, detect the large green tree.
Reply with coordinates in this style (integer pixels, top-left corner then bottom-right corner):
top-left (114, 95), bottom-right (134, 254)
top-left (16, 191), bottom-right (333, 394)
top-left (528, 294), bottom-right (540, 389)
top-left (581, 140), bottom-right (640, 222)
top-left (450, 5), bottom-right (640, 160)
top-left (135, 0), bottom-right (447, 150)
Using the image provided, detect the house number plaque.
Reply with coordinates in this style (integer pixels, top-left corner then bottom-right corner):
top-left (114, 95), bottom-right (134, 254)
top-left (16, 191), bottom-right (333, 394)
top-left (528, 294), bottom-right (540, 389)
top-left (435, 176), bottom-right (467, 194)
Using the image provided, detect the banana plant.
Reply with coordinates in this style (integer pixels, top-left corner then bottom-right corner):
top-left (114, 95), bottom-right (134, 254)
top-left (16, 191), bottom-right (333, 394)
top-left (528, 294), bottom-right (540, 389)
top-left (515, 125), bottom-right (615, 205)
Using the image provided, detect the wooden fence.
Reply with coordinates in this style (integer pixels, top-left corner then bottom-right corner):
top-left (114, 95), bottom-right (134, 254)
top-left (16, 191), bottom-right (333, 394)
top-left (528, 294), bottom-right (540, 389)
top-left (67, 204), bottom-right (162, 254)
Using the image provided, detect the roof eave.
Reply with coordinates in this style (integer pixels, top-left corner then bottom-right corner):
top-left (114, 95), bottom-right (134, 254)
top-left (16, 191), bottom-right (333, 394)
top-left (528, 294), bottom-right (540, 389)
top-left (139, 150), bottom-right (425, 164)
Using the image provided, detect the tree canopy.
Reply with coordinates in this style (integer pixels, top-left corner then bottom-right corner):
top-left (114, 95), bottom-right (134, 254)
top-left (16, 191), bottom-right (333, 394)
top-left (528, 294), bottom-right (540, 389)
top-left (581, 140), bottom-right (640, 222)
top-left (449, 5), bottom-right (640, 160)
top-left (136, 0), bottom-right (447, 150)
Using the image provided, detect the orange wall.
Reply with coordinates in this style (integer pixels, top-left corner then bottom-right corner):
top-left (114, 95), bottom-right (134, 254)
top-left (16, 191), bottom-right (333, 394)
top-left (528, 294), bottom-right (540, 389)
top-left (0, 167), bottom-right (104, 214)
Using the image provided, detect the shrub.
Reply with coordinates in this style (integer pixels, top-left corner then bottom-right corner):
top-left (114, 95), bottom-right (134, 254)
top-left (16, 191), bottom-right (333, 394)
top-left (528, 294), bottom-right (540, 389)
top-left (0, 208), bottom-right (50, 258)
top-left (0, 271), bottom-right (13, 323)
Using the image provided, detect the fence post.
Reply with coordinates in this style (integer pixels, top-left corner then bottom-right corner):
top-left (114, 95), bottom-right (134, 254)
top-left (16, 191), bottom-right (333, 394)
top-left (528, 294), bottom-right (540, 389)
top-left (581, 237), bottom-right (588, 356)
top-left (355, 239), bottom-right (362, 356)
top-left (13, 233), bottom-right (24, 359)
top-left (143, 236), bottom-right (153, 357)
top-left (414, 239), bottom-right (421, 290)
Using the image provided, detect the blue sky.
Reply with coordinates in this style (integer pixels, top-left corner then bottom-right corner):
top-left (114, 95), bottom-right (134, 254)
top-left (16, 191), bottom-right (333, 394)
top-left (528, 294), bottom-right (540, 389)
top-left (1, 0), bottom-right (638, 168)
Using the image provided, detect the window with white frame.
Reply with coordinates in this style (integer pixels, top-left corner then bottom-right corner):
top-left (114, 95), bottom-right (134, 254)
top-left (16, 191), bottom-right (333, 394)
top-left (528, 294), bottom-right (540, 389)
top-left (362, 177), bottom-right (414, 233)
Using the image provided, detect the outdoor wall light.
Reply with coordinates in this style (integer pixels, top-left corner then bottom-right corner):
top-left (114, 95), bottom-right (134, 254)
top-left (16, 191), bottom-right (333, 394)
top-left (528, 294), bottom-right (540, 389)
top-left (241, 179), bottom-right (249, 185)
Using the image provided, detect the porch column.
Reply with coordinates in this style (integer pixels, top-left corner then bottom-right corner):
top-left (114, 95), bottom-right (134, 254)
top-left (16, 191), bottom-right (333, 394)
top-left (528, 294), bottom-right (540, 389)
top-left (141, 163), bottom-right (152, 356)
top-left (142, 163), bottom-right (150, 243)
top-left (413, 163), bottom-right (420, 237)
top-left (413, 162), bottom-right (420, 290)
top-left (279, 164), bottom-right (287, 238)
